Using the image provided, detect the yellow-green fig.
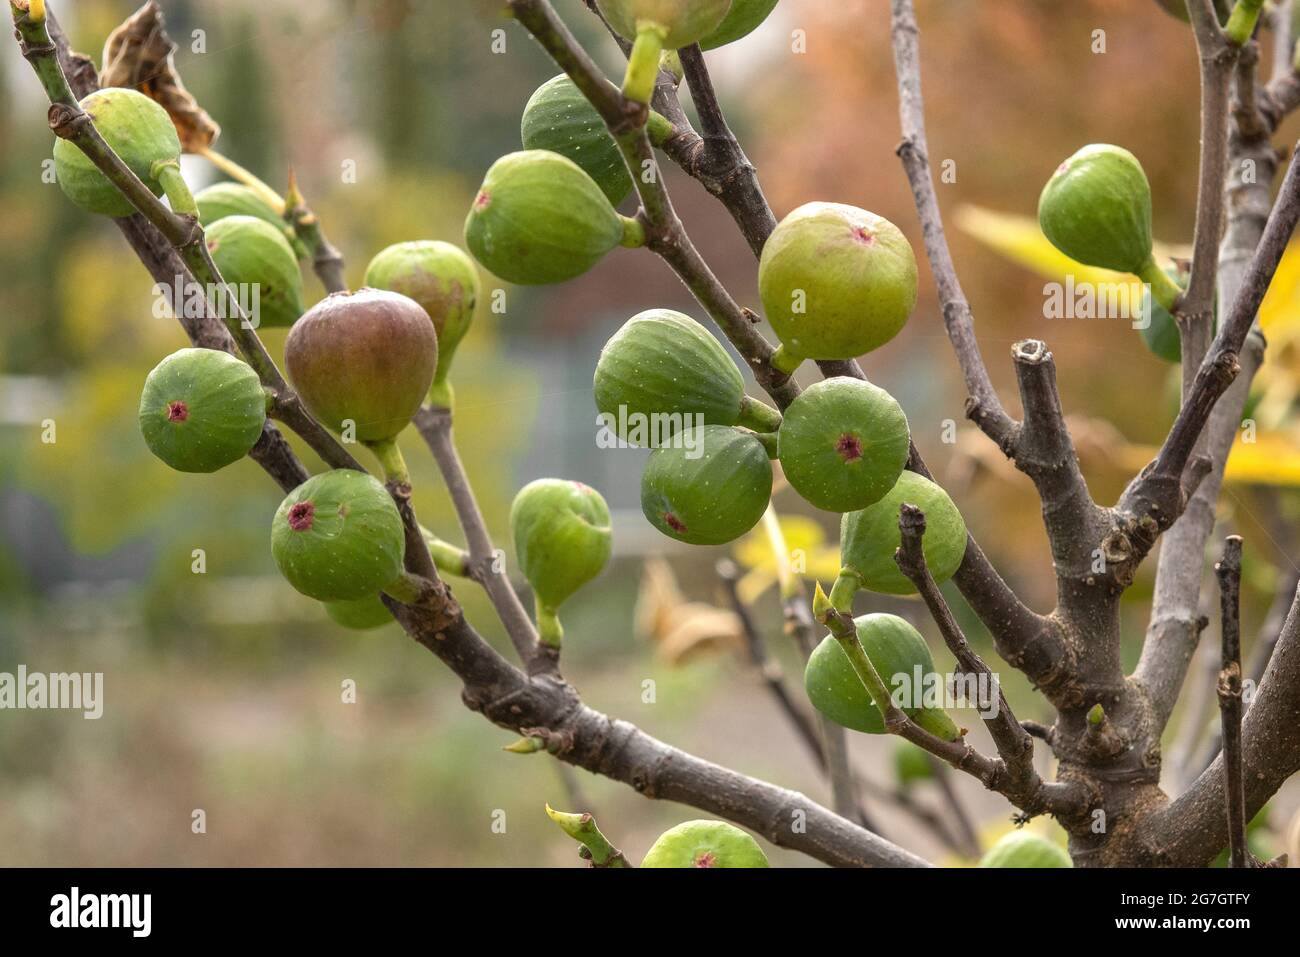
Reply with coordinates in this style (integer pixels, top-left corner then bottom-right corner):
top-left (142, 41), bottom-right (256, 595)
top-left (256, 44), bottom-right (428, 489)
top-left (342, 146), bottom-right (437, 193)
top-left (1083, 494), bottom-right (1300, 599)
top-left (195, 182), bottom-right (308, 258)
top-left (640, 820), bottom-right (770, 868)
top-left (205, 215), bottom-right (305, 329)
top-left (978, 831), bottom-right (1073, 868)
top-left (700, 0), bottom-right (779, 49)
top-left (597, 0), bottom-right (733, 103)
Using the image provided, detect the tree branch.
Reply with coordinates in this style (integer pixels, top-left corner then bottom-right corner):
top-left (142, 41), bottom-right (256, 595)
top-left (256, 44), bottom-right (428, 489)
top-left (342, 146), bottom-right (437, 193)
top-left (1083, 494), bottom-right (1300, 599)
top-left (1213, 535), bottom-right (1251, 867)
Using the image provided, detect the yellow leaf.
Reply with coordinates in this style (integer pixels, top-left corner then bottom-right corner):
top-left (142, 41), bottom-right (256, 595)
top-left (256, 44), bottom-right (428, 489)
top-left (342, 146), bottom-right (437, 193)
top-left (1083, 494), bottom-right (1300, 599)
top-left (1224, 432), bottom-right (1300, 486)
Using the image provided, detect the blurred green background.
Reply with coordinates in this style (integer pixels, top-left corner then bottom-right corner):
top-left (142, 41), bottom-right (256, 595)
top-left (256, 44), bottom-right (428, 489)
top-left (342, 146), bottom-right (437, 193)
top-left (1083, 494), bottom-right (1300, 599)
top-left (0, 0), bottom-right (1297, 866)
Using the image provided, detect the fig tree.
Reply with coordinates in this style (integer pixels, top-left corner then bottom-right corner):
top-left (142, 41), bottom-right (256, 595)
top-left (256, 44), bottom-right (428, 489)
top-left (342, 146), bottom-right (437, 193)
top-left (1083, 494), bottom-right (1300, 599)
top-left (594, 309), bottom-right (780, 446)
top-left (700, 0), bottom-right (780, 49)
top-left (195, 182), bottom-right (307, 258)
top-left (284, 288), bottom-right (437, 446)
top-left (759, 203), bottom-right (918, 373)
top-left (271, 469), bottom-right (405, 602)
top-left (510, 479), bottom-right (613, 647)
top-left (978, 831), bottom-right (1073, 868)
top-left (363, 241), bottom-right (480, 409)
top-left (521, 75), bottom-right (633, 206)
top-left (138, 347), bottom-right (267, 473)
top-left (777, 377), bottom-right (910, 513)
top-left (205, 215), bottom-right (305, 329)
top-left (464, 150), bottom-right (643, 285)
top-left (641, 424), bottom-right (772, 546)
top-left (1038, 144), bottom-right (1181, 310)
top-left (831, 471), bottom-right (967, 603)
top-left (596, 0), bottom-right (733, 102)
top-left (53, 88), bottom-right (186, 218)
top-left (639, 820), bottom-right (770, 868)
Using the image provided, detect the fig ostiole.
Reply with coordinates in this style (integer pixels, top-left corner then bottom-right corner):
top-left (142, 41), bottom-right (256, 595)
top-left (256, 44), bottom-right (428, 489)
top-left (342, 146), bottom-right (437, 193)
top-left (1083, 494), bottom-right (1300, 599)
top-left (465, 150), bottom-right (643, 286)
top-left (699, 0), bottom-right (780, 49)
top-left (1038, 143), bottom-right (1182, 311)
top-left (831, 470), bottom-right (967, 606)
top-left (363, 241), bottom-right (480, 411)
top-left (205, 215), bottom-right (305, 329)
top-left (196, 181), bottom-right (307, 258)
top-left (510, 479), bottom-right (613, 647)
top-left (640, 424), bottom-right (773, 546)
top-left (285, 289), bottom-right (438, 467)
top-left (639, 820), bottom-right (770, 868)
top-left (759, 203), bottom-right (918, 374)
top-left (54, 88), bottom-right (188, 218)
top-left (978, 831), bottom-right (1073, 868)
top-left (596, 0), bottom-right (732, 103)
top-left (138, 347), bottom-right (268, 473)
top-left (271, 469), bottom-right (406, 602)
top-left (776, 377), bottom-right (910, 513)
top-left (594, 309), bottom-right (780, 446)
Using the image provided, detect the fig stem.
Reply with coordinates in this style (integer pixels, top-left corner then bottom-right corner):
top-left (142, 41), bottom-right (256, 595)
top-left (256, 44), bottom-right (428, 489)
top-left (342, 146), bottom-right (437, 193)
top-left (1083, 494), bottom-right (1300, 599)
top-left (535, 596), bottom-right (563, 648)
top-left (623, 22), bottom-right (667, 105)
top-left (619, 215), bottom-right (647, 248)
top-left (424, 533), bottom-right (471, 579)
top-left (769, 344), bottom-right (804, 375)
top-left (366, 437), bottom-right (410, 486)
top-left (1138, 256), bottom-right (1183, 313)
top-left (426, 378), bottom-right (455, 412)
top-left (152, 159), bottom-right (197, 217)
top-left (1224, 0), bottom-right (1265, 46)
top-left (382, 571), bottom-right (428, 604)
top-left (646, 109), bottom-right (677, 148)
top-left (753, 430), bottom-right (778, 459)
top-left (736, 395), bottom-right (783, 433)
top-left (828, 569), bottom-right (859, 615)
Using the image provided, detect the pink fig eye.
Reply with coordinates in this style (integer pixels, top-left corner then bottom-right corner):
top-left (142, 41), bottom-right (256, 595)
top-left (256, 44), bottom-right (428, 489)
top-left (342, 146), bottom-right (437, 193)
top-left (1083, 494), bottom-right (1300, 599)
top-left (475, 190), bottom-right (490, 210)
top-left (836, 434), bottom-right (863, 461)
top-left (664, 512), bottom-right (687, 534)
top-left (287, 501), bottom-right (315, 531)
top-left (852, 227), bottom-right (875, 246)
top-left (167, 400), bottom-right (189, 422)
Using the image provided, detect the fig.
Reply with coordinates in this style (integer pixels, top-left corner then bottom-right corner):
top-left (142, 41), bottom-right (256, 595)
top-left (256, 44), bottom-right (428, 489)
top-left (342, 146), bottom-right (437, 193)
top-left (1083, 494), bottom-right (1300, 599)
top-left (597, 1), bottom-right (733, 102)
top-left (464, 150), bottom-right (643, 285)
top-left (832, 471), bottom-right (967, 601)
top-left (803, 613), bottom-right (935, 734)
top-left (324, 594), bottom-right (394, 631)
top-left (271, 469), bottom-right (405, 602)
top-left (510, 479), bottom-right (613, 647)
top-left (195, 182), bottom-right (307, 258)
top-left (978, 831), bottom-right (1073, 869)
top-left (700, 0), bottom-right (780, 49)
top-left (138, 347), bottom-right (267, 473)
top-left (893, 741), bottom-right (934, 787)
top-left (204, 215), bottom-right (305, 329)
top-left (1139, 264), bottom-right (1218, 364)
top-left (639, 820), bottom-right (770, 868)
top-left (1038, 144), bottom-right (1181, 310)
top-left (363, 241), bottom-right (480, 408)
top-left (53, 88), bottom-right (183, 217)
top-left (759, 203), bottom-right (918, 373)
top-left (777, 377), bottom-right (910, 513)
top-left (521, 75), bottom-right (633, 206)
top-left (641, 424), bottom-right (772, 545)
top-left (594, 309), bottom-right (780, 445)
top-left (284, 288), bottom-right (438, 444)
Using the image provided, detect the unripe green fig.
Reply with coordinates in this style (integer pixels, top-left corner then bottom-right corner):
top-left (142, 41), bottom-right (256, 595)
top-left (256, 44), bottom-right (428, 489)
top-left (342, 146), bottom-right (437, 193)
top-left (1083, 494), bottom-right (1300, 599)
top-left (53, 88), bottom-right (182, 217)
top-left (598, 0), bottom-right (733, 48)
top-left (138, 347), bottom-right (267, 473)
top-left (1139, 264), bottom-right (1217, 364)
top-left (510, 479), bottom-right (613, 647)
top-left (464, 150), bottom-right (642, 285)
top-left (777, 377), bottom-right (910, 513)
top-left (521, 75), bottom-right (633, 206)
top-left (893, 741), bottom-right (934, 787)
top-left (594, 309), bottom-right (779, 445)
top-left (324, 594), bottom-right (394, 631)
top-left (271, 469), bottom-right (405, 602)
top-left (205, 215), bottom-right (305, 329)
top-left (804, 614), bottom-right (935, 734)
top-left (1039, 144), bottom-right (1181, 309)
top-left (195, 182), bottom-right (308, 258)
top-left (640, 820), bottom-right (770, 868)
top-left (641, 425), bottom-right (772, 546)
top-left (833, 471), bottom-right (967, 600)
top-left (978, 831), bottom-right (1073, 869)
top-left (759, 203), bottom-right (918, 373)
top-left (284, 288), bottom-right (437, 444)
top-left (363, 241), bottom-right (480, 408)
top-left (700, 0), bottom-right (779, 48)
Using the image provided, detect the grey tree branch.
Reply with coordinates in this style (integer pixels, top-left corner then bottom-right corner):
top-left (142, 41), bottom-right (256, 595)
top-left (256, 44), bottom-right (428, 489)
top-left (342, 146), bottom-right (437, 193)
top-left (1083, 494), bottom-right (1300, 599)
top-left (1213, 536), bottom-right (1251, 867)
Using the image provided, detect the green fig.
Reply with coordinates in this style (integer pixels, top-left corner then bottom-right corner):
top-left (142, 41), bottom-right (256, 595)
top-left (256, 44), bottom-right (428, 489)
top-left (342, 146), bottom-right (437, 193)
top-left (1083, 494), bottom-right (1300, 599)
top-left (700, 0), bottom-right (780, 49)
top-left (803, 614), bottom-right (936, 734)
top-left (893, 741), bottom-right (934, 787)
top-left (464, 150), bottom-right (643, 285)
top-left (777, 377), bottom-right (910, 513)
top-left (363, 241), bottom-right (480, 408)
top-left (271, 469), bottom-right (405, 602)
top-left (1139, 263), bottom-right (1218, 363)
top-left (594, 309), bottom-right (780, 446)
top-left (204, 215), bottom-right (306, 329)
top-left (521, 75), bottom-right (633, 206)
top-left (324, 594), bottom-right (394, 631)
top-left (53, 88), bottom-right (183, 217)
top-left (832, 471), bottom-right (967, 603)
top-left (640, 820), bottom-right (770, 868)
top-left (138, 348), bottom-right (267, 473)
top-left (759, 203), bottom-right (918, 373)
top-left (597, 1), bottom-right (733, 102)
top-left (284, 288), bottom-right (437, 445)
top-left (1038, 144), bottom-right (1181, 309)
top-left (978, 831), bottom-right (1073, 868)
top-left (510, 479), bottom-right (613, 647)
top-left (195, 182), bottom-right (308, 258)
top-left (641, 424), bottom-right (773, 546)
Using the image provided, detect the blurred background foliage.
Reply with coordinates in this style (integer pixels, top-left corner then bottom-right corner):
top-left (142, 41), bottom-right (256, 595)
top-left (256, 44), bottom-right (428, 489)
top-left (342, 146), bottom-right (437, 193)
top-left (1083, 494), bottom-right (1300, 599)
top-left (0, 0), bottom-right (1296, 866)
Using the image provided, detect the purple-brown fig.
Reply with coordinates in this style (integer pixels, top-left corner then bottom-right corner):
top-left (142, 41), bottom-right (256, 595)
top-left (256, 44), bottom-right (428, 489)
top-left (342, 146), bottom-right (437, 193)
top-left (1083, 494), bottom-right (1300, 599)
top-left (284, 288), bottom-right (437, 444)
